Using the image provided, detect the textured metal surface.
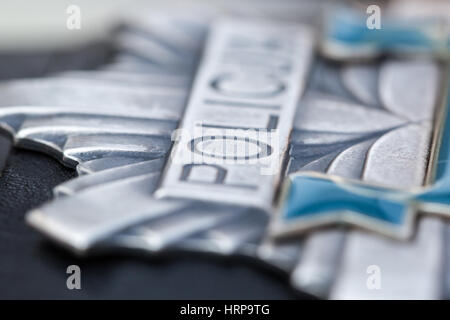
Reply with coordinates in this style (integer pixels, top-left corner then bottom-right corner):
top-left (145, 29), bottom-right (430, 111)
top-left (289, 58), bottom-right (443, 299)
top-left (158, 19), bottom-right (314, 209)
top-left (330, 217), bottom-right (445, 299)
top-left (0, 7), bottom-right (447, 299)
top-left (28, 172), bottom-right (178, 251)
top-left (54, 158), bottom-right (165, 196)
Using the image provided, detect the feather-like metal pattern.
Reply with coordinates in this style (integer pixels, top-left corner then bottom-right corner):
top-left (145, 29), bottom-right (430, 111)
top-left (0, 11), bottom-right (447, 299)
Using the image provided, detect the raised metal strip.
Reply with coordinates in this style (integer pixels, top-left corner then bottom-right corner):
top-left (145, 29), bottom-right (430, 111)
top-left (156, 19), bottom-right (314, 210)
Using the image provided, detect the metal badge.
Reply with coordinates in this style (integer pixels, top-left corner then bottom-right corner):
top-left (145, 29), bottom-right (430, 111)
top-left (0, 7), bottom-right (448, 300)
top-left (18, 19), bottom-right (314, 255)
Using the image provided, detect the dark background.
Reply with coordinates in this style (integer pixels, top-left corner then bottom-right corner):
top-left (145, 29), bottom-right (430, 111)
top-left (0, 47), bottom-right (312, 299)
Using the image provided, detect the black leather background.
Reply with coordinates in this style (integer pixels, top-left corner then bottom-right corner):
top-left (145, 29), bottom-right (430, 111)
top-left (0, 48), bottom-right (311, 299)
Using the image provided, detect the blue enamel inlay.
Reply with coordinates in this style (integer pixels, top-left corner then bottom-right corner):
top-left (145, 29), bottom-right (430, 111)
top-left (326, 9), bottom-right (448, 52)
top-left (283, 176), bottom-right (409, 225)
top-left (283, 77), bottom-right (450, 232)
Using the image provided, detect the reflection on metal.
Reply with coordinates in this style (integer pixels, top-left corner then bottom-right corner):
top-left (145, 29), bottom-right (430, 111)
top-left (0, 6), bottom-right (448, 299)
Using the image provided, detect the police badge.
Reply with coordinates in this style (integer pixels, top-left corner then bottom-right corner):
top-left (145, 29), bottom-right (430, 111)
top-left (1, 0), bottom-right (450, 300)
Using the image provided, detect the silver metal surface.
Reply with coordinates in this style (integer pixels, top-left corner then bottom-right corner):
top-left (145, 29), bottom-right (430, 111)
top-left (27, 172), bottom-right (186, 252)
top-left (0, 8), bottom-right (446, 300)
top-left (24, 19), bottom-right (316, 258)
top-left (54, 158), bottom-right (166, 196)
top-left (290, 229), bottom-right (346, 298)
top-left (157, 19), bottom-right (315, 210)
top-left (116, 206), bottom-right (261, 253)
top-left (53, 70), bottom-right (191, 88)
top-left (330, 217), bottom-right (445, 299)
top-left (76, 157), bottom-right (154, 174)
top-left (290, 58), bottom-right (444, 299)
